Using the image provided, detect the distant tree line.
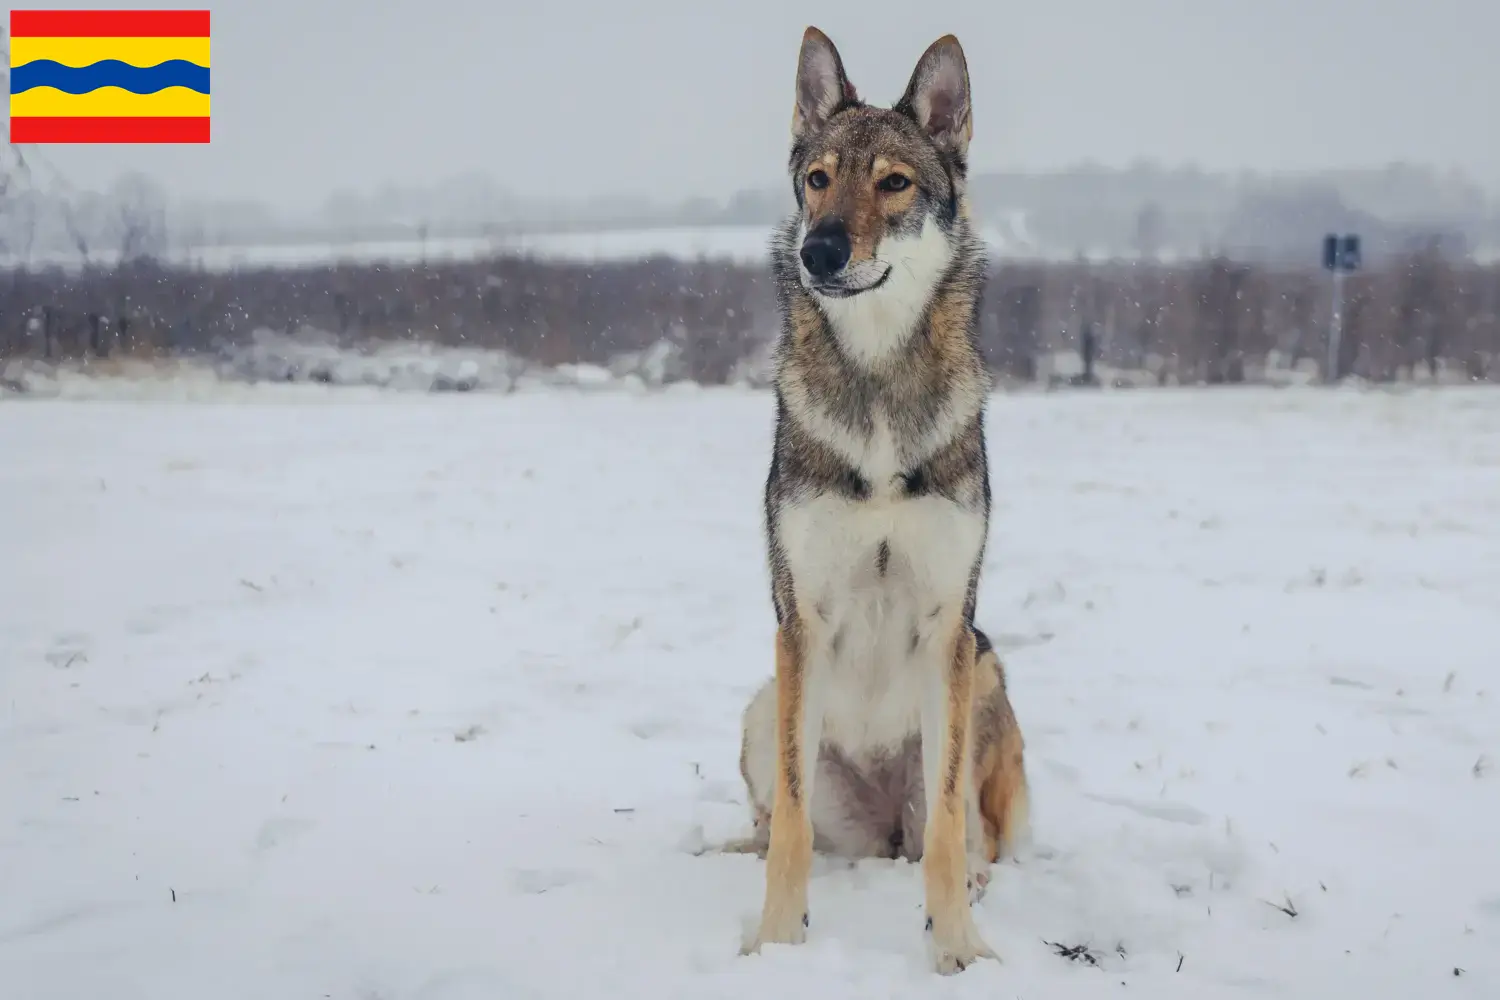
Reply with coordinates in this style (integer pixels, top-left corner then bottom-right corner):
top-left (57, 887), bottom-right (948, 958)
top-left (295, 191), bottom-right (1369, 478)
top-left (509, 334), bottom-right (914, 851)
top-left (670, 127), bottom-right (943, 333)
top-left (3, 244), bottom-right (1497, 385)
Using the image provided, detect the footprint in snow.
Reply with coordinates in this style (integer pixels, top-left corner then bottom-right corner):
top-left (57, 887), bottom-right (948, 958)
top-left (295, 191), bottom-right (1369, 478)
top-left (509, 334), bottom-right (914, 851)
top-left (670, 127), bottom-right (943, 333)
top-left (1082, 791), bottom-right (1209, 826)
top-left (252, 816), bottom-right (316, 854)
top-left (510, 867), bottom-right (583, 894)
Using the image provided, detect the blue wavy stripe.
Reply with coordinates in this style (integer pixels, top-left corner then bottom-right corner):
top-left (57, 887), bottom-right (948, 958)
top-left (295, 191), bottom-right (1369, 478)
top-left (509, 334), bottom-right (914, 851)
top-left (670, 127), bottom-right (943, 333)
top-left (10, 60), bottom-right (210, 95)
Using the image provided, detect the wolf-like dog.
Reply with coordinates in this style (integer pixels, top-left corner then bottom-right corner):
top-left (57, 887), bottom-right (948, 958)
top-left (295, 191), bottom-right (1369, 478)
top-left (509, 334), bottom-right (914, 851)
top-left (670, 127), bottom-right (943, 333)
top-left (731, 27), bottom-right (1028, 974)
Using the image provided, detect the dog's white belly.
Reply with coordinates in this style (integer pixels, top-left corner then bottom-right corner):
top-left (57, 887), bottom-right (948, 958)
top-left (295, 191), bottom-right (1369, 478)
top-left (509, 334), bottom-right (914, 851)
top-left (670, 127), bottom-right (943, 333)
top-left (779, 491), bottom-right (985, 757)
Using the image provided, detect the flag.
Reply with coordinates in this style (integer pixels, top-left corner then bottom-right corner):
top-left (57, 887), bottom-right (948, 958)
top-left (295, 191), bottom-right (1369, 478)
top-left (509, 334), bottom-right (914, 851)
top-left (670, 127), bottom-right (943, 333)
top-left (9, 9), bottom-right (210, 143)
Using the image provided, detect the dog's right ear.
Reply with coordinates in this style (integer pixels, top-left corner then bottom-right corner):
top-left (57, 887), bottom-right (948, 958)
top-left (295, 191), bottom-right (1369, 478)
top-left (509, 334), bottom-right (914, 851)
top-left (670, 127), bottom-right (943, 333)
top-left (792, 26), bottom-right (857, 139)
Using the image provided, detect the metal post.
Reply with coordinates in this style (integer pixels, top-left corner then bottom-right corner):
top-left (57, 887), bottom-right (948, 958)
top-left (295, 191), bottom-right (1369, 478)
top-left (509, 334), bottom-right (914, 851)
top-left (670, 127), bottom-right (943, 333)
top-left (1326, 267), bottom-right (1344, 384)
top-left (1321, 232), bottom-right (1359, 384)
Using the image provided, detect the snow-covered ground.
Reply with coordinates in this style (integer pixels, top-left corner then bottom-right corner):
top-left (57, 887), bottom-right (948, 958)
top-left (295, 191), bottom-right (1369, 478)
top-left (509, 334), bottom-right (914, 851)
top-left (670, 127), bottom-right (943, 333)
top-left (2, 385), bottom-right (1498, 999)
top-left (2, 328), bottom-right (747, 400)
top-left (181, 225), bottom-right (782, 271)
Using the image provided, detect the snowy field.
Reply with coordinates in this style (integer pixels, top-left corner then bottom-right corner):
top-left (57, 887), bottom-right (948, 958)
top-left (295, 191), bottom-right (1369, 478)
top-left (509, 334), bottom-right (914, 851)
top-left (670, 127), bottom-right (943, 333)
top-left (0, 225), bottom-right (800, 272)
top-left (3, 224), bottom-right (1496, 273)
top-left (0, 219), bottom-right (1088, 272)
top-left (1, 219), bottom-right (1497, 273)
top-left (3, 385), bottom-right (1499, 999)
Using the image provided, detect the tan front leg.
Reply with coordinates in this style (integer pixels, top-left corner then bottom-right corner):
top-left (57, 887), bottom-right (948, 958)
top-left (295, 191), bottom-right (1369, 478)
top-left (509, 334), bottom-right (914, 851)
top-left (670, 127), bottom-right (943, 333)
top-left (744, 625), bottom-right (817, 953)
top-left (921, 626), bottom-right (997, 974)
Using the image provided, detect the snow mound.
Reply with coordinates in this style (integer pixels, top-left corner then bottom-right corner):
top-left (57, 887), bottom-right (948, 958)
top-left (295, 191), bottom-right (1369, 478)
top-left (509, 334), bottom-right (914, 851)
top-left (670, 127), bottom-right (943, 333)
top-left (1, 328), bottom-right (717, 401)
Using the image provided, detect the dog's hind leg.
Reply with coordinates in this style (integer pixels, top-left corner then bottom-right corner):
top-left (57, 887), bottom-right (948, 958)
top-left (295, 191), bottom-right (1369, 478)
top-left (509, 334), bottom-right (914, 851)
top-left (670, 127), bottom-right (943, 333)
top-left (977, 726), bottom-right (1028, 863)
top-left (720, 682), bottom-right (777, 859)
top-left (960, 634), bottom-right (1026, 902)
top-left (699, 806), bottom-right (768, 857)
top-left (971, 636), bottom-right (1029, 867)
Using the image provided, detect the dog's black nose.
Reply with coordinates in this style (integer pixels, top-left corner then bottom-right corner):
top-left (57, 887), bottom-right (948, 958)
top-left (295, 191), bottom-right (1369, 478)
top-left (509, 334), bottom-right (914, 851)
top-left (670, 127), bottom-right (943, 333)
top-left (800, 221), bottom-right (851, 279)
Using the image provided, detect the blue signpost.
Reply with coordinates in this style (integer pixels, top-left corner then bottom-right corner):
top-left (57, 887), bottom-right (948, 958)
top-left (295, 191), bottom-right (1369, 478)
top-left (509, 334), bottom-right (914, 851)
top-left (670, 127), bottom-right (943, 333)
top-left (1322, 234), bottom-right (1361, 382)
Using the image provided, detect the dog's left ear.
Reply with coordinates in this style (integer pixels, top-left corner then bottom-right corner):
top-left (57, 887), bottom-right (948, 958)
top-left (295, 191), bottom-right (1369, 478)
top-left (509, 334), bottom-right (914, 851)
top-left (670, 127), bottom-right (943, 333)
top-left (897, 34), bottom-right (972, 156)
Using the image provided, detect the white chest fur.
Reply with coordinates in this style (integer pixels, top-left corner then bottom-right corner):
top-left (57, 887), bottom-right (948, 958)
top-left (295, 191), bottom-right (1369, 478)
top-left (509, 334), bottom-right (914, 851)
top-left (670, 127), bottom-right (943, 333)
top-left (777, 476), bottom-right (985, 756)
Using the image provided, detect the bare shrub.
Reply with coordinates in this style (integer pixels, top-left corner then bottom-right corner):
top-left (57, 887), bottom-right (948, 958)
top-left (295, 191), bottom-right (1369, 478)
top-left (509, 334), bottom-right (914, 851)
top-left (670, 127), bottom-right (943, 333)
top-left (3, 251), bottom-right (1497, 385)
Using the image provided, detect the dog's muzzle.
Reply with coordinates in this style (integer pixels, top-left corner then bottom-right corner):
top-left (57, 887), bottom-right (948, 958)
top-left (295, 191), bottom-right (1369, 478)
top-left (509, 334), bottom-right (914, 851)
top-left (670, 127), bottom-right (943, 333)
top-left (800, 219), bottom-right (851, 279)
top-left (798, 218), bottom-right (891, 297)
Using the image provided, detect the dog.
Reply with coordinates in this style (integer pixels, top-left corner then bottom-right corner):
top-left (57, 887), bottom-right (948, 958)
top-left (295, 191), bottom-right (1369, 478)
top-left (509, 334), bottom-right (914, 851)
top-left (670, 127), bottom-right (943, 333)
top-left (730, 27), bottom-right (1028, 975)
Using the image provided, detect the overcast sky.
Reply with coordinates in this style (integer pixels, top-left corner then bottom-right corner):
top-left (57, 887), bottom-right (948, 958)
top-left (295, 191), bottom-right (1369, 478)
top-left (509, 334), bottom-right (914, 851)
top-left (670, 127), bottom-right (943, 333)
top-left (20, 0), bottom-right (1500, 210)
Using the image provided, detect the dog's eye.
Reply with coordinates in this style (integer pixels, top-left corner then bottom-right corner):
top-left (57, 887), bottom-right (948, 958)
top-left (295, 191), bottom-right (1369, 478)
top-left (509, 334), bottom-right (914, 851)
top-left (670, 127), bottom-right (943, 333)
top-left (877, 174), bottom-right (912, 193)
top-left (806, 169), bottom-right (830, 190)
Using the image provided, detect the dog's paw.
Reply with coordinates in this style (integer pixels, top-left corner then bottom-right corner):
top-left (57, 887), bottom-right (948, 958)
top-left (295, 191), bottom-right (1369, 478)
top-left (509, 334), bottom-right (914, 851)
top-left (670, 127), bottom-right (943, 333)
top-left (926, 914), bottom-right (998, 975)
top-left (932, 939), bottom-right (997, 976)
top-left (712, 835), bottom-right (769, 858)
top-left (741, 909), bottom-right (809, 955)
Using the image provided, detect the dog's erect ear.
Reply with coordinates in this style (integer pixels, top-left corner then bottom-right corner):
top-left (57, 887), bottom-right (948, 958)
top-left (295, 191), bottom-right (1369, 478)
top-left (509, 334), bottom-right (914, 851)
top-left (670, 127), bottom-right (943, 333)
top-left (792, 26), bottom-right (857, 138)
top-left (897, 34), bottom-right (972, 156)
